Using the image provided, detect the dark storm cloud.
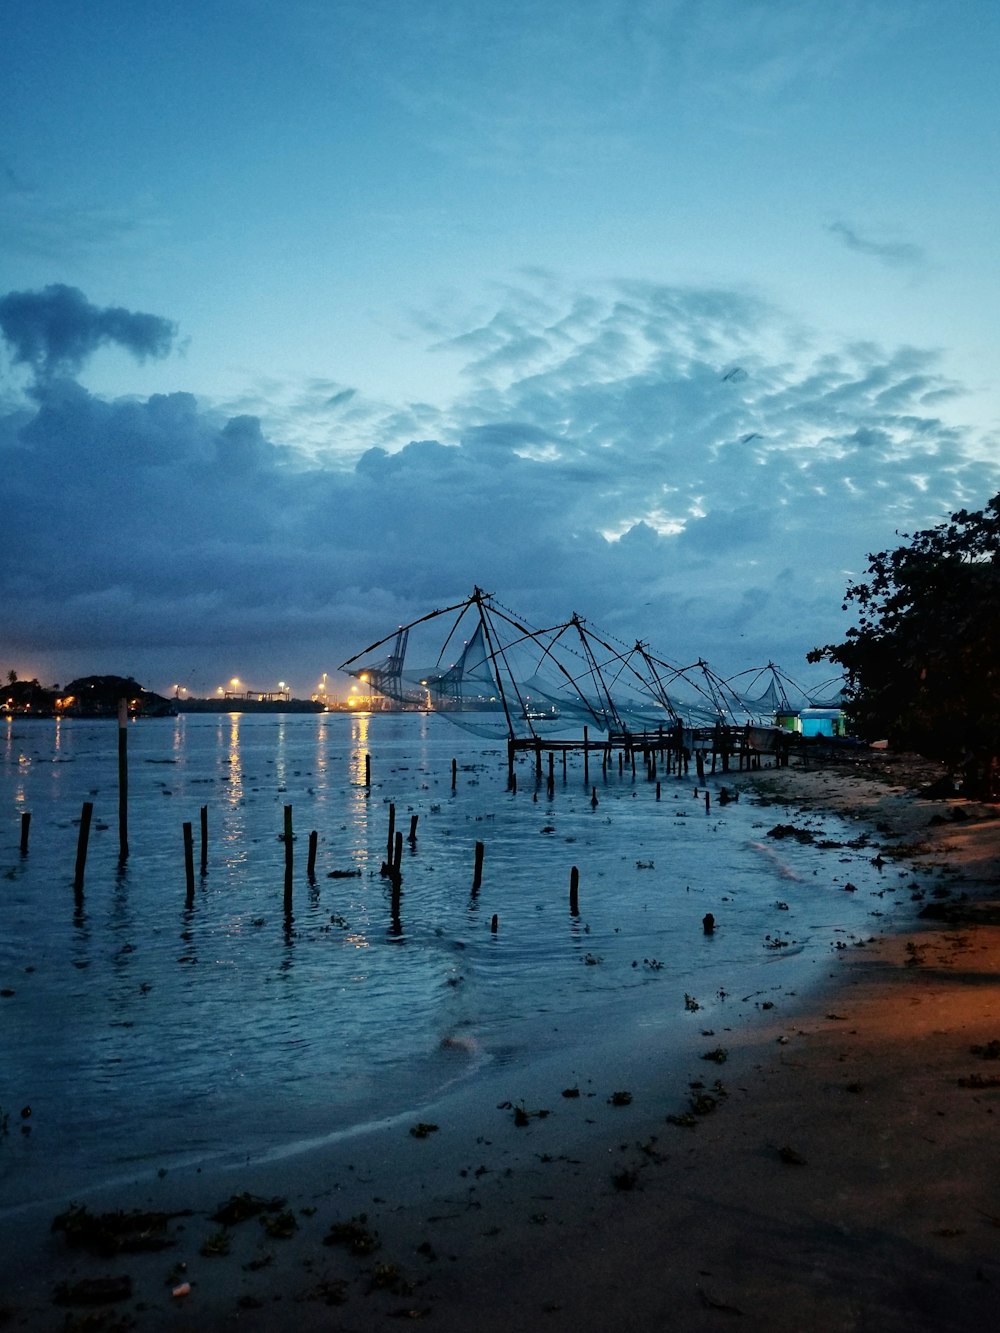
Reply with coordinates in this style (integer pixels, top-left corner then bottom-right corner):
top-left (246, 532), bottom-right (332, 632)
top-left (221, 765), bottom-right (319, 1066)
top-left (827, 220), bottom-right (925, 268)
top-left (0, 283), bottom-right (177, 381)
top-left (2, 275), bottom-right (998, 694)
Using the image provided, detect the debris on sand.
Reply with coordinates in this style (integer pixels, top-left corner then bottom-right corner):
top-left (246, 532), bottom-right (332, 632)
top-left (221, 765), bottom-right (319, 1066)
top-left (51, 1203), bottom-right (187, 1256)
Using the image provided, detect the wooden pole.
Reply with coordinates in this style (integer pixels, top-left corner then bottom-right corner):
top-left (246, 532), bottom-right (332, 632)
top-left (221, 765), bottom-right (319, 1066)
top-left (472, 840), bottom-right (485, 893)
top-left (307, 830), bottom-right (318, 879)
top-left (183, 821), bottom-right (195, 904)
top-left (569, 865), bottom-right (579, 915)
top-left (20, 811), bottom-right (30, 854)
top-left (408, 814), bottom-right (418, 843)
top-left (284, 805), bottom-right (293, 908)
top-left (365, 753), bottom-right (371, 788)
top-left (452, 757), bottom-right (457, 790)
top-left (117, 698), bottom-right (129, 861)
top-left (386, 802), bottom-right (396, 864)
top-left (73, 801), bottom-right (94, 893)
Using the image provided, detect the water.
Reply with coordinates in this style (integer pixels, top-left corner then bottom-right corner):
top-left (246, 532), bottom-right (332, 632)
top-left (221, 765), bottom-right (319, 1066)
top-left (1, 711), bottom-right (898, 1209)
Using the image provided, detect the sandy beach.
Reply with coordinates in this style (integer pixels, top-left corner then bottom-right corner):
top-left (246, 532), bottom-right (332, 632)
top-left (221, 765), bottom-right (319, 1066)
top-left (2, 748), bottom-right (998, 1331)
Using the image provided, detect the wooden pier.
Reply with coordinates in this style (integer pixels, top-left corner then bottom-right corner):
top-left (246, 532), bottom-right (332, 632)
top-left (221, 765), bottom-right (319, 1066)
top-left (506, 721), bottom-right (794, 787)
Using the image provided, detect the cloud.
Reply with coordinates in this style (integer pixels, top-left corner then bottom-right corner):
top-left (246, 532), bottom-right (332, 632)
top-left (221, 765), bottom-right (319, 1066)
top-left (1, 275), bottom-right (997, 696)
top-left (827, 220), bottom-right (925, 268)
top-left (0, 283), bottom-right (177, 382)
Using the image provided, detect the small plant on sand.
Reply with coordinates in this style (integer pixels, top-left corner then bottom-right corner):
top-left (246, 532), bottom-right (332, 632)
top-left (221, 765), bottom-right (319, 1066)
top-left (409, 1121), bottom-right (439, 1138)
top-left (612, 1166), bottom-right (640, 1191)
top-left (200, 1229), bottom-right (231, 1257)
top-left (323, 1215), bottom-right (381, 1256)
top-left (260, 1210), bottom-right (298, 1239)
top-left (701, 1046), bottom-right (728, 1064)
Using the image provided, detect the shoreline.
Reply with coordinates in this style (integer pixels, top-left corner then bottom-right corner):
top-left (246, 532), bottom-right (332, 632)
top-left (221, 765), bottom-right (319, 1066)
top-left (2, 751), bottom-right (998, 1330)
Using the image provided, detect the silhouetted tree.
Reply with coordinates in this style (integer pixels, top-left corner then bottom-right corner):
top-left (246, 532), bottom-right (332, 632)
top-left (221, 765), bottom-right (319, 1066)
top-left (810, 494), bottom-right (1000, 799)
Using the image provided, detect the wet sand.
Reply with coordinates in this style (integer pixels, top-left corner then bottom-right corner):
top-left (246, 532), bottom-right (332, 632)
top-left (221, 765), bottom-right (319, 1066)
top-left (2, 749), bottom-right (998, 1331)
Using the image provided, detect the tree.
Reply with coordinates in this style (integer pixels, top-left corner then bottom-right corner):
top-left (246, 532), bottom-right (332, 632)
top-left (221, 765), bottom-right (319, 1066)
top-left (810, 494), bottom-right (1000, 799)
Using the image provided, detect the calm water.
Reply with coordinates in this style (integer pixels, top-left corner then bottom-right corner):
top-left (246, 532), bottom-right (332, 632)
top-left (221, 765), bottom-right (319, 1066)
top-left (1, 711), bottom-right (899, 1208)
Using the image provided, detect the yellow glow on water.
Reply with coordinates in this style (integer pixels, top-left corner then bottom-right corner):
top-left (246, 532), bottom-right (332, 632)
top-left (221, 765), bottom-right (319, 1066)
top-left (224, 715), bottom-right (244, 810)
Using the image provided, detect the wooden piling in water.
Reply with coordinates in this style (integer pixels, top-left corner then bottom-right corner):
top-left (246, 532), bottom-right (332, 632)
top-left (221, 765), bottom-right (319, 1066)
top-left (386, 803), bottom-right (396, 864)
top-left (452, 758), bottom-right (457, 790)
top-left (20, 811), bottom-right (30, 854)
top-left (284, 805), bottom-right (293, 907)
top-left (307, 830), bottom-right (318, 879)
top-left (183, 821), bottom-right (195, 903)
top-left (408, 814), bottom-right (418, 843)
top-left (117, 699), bottom-right (129, 862)
top-left (365, 753), bottom-right (371, 788)
top-left (73, 801), bottom-right (93, 893)
top-left (472, 840), bottom-right (485, 893)
top-left (569, 865), bottom-right (579, 915)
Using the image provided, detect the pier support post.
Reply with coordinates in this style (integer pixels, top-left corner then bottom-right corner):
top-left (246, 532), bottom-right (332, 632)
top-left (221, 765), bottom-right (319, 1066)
top-left (183, 821), bottom-right (195, 904)
top-left (117, 698), bottom-right (129, 862)
top-left (283, 805), bottom-right (293, 908)
top-left (73, 801), bottom-right (94, 894)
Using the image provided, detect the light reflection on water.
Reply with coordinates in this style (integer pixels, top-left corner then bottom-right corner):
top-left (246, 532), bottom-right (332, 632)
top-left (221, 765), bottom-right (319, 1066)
top-left (1, 711), bottom-right (900, 1207)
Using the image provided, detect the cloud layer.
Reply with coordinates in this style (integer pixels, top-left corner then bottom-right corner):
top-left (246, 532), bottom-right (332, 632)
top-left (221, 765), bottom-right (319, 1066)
top-left (1, 276), bottom-right (996, 697)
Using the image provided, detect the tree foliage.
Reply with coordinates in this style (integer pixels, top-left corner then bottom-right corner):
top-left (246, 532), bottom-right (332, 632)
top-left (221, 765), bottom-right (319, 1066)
top-left (810, 494), bottom-right (1000, 799)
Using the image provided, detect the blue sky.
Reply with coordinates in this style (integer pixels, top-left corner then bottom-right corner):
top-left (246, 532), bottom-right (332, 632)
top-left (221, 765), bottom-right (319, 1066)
top-left (2, 0), bottom-right (999, 700)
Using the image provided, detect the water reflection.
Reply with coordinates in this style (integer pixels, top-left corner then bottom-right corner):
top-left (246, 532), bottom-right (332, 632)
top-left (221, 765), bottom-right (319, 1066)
top-left (274, 714), bottom-right (288, 791)
top-left (225, 716), bottom-right (244, 807)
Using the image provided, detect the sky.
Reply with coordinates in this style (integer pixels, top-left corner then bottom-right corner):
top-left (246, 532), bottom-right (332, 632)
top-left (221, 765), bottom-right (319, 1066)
top-left (2, 0), bottom-right (999, 702)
